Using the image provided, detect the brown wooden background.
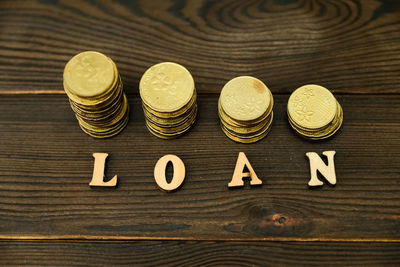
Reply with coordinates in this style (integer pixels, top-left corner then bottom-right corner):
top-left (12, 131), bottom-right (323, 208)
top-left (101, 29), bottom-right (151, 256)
top-left (0, 0), bottom-right (400, 266)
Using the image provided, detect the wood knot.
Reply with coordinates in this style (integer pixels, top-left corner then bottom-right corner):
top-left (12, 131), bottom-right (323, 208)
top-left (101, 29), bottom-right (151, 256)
top-left (272, 214), bottom-right (287, 226)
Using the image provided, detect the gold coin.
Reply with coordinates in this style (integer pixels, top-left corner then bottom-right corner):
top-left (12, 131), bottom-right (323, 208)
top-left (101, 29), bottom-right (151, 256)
top-left (146, 107), bottom-right (197, 133)
top-left (76, 100), bottom-right (124, 126)
top-left (79, 109), bottom-right (129, 139)
top-left (63, 51), bottom-right (130, 139)
top-left (64, 51), bottom-right (116, 98)
top-left (287, 100), bottom-right (339, 132)
top-left (79, 102), bottom-right (129, 134)
top-left (76, 94), bottom-right (128, 130)
top-left (142, 89), bottom-right (197, 119)
top-left (221, 112), bottom-right (273, 137)
top-left (139, 62), bottom-right (195, 113)
top-left (287, 84), bottom-right (337, 130)
top-left (218, 97), bottom-right (272, 128)
top-left (71, 88), bottom-right (123, 118)
top-left (70, 76), bottom-right (123, 111)
top-left (145, 125), bottom-right (175, 139)
top-left (219, 76), bottom-right (272, 122)
top-left (289, 102), bottom-right (343, 140)
top-left (145, 116), bottom-right (196, 139)
top-left (289, 103), bottom-right (342, 138)
top-left (143, 102), bottom-right (197, 127)
top-left (70, 88), bottom-right (123, 121)
top-left (221, 127), bottom-right (271, 144)
top-left (220, 116), bottom-right (273, 144)
top-left (64, 62), bottom-right (119, 106)
top-left (220, 112), bottom-right (272, 135)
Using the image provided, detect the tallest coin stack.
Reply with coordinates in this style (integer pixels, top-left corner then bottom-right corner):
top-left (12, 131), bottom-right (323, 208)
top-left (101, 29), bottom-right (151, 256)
top-left (63, 51), bottom-right (129, 138)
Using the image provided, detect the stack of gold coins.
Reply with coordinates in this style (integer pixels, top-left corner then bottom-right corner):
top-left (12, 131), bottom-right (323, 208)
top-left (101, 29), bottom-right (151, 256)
top-left (63, 51), bottom-right (129, 138)
top-left (218, 76), bottom-right (274, 143)
top-left (287, 84), bottom-right (343, 140)
top-left (139, 62), bottom-right (197, 139)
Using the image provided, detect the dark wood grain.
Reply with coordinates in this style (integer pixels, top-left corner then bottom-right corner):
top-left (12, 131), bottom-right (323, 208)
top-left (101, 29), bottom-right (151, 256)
top-left (1, 0), bottom-right (400, 264)
top-left (0, 94), bottom-right (399, 240)
top-left (0, 0), bottom-right (399, 94)
top-left (1, 241), bottom-right (400, 266)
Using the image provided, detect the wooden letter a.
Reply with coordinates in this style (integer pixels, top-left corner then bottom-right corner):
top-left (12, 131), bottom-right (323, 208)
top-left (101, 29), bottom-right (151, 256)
top-left (306, 151), bottom-right (336, 187)
top-left (228, 152), bottom-right (262, 188)
top-left (89, 153), bottom-right (117, 187)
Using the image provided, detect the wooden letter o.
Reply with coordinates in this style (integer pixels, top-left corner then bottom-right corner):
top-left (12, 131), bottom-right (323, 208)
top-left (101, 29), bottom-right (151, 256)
top-left (154, 154), bottom-right (185, 192)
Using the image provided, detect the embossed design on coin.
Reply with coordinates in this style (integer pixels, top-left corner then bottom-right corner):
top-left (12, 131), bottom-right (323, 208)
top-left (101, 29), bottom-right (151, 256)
top-left (292, 95), bottom-right (305, 108)
top-left (288, 84), bottom-right (336, 129)
top-left (303, 87), bottom-right (314, 99)
top-left (220, 76), bottom-right (271, 121)
top-left (295, 106), bottom-right (314, 122)
top-left (64, 51), bottom-right (115, 98)
top-left (140, 62), bottom-right (194, 112)
top-left (74, 55), bottom-right (108, 84)
top-left (148, 67), bottom-right (178, 95)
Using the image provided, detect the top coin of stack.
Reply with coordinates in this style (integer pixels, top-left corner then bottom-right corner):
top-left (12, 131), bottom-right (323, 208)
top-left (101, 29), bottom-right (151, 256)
top-left (287, 84), bottom-right (343, 140)
top-left (63, 51), bottom-right (129, 138)
top-left (218, 76), bottom-right (274, 143)
top-left (139, 62), bottom-right (197, 139)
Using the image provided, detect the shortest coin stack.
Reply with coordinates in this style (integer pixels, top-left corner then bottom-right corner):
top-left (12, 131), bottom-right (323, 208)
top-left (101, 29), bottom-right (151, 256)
top-left (218, 76), bottom-right (274, 143)
top-left (139, 62), bottom-right (197, 139)
top-left (287, 84), bottom-right (343, 140)
top-left (63, 51), bottom-right (129, 138)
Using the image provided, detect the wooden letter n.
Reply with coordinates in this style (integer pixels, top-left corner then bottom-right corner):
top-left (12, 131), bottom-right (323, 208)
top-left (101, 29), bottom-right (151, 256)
top-left (306, 151), bottom-right (337, 187)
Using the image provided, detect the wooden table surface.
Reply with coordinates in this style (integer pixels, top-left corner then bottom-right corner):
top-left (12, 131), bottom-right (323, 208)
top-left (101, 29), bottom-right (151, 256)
top-left (1, 0), bottom-right (399, 266)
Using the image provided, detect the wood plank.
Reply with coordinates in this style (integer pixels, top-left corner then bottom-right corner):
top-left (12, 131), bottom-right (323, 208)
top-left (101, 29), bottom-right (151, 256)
top-left (0, 94), bottom-right (399, 240)
top-left (1, 241), bottom-right (400, 266)
top-left (0, 0), bottom-right (399, 94)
